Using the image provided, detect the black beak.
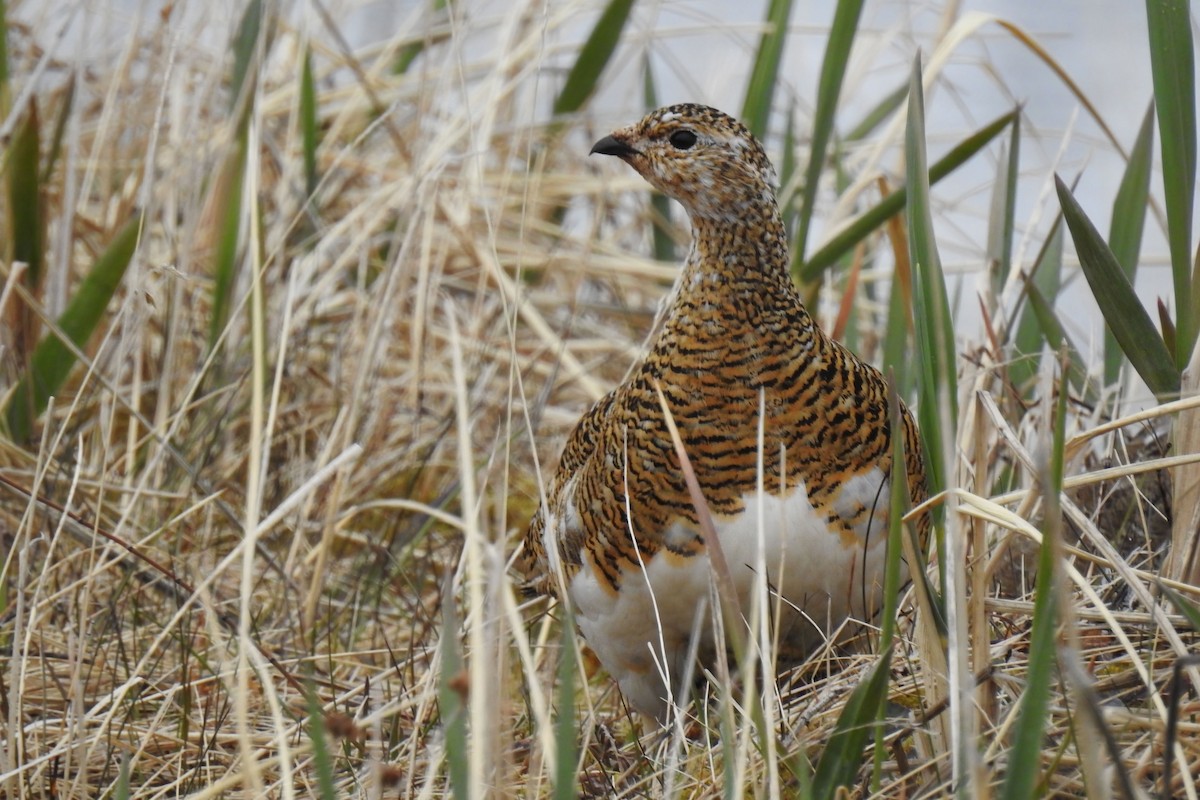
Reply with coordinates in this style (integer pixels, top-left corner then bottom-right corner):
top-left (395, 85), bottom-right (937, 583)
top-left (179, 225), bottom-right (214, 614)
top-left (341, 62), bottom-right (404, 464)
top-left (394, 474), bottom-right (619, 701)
top-left (590, 135), bottom-right (639, 158)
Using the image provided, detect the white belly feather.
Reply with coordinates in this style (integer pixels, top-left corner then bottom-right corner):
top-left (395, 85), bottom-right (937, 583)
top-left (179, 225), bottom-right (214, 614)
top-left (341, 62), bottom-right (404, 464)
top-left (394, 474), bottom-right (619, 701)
top-left (563, 468), bottom-right (890, 719)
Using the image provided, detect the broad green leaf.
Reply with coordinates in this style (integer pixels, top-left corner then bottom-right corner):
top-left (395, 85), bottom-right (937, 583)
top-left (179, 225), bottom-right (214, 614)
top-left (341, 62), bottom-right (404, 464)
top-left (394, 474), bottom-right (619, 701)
top-left (792, 0), bottom-right (863, 263)
top-left (552, 0), bottom-right (636, 117)
top-left (812, 646), bottom-right (892, 798)
top-left (800, 110), bottom-right (1016, 283)
top-left (5, 214), bottom-right (142, 441)
top-left (740, 0), bottom-right (793, 139)
top-left (985, 116), bottom-right (1020, 301)
top-left (1055, 175), bottom-right (1179, 399)
top-left (7, 99), bottom-right (43, 290)
top-left (300, 45), bottom-right (319, 199)
top-left (1146, 0), bottom-right (1197, 365)
top-left (905, 55), bottom-right (956, 498)
top-left (1105, 102), bottom-right (1155, 386)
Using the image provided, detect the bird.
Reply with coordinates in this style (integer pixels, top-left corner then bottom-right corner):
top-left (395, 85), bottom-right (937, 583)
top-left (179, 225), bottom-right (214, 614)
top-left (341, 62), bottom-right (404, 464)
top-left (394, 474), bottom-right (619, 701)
top-left (521, 103), bottom-right (928, 721)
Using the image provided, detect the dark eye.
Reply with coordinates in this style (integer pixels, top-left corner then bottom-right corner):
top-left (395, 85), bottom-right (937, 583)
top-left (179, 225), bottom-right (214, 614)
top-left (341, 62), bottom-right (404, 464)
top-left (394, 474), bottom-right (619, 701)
top-left (668, 130), bottom-right (697, 150)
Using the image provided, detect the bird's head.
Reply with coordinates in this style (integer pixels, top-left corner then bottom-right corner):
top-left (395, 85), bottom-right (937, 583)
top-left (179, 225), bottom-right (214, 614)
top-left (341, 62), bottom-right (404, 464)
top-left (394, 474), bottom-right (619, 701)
top-left (590, 104), bottom-right (779, 222)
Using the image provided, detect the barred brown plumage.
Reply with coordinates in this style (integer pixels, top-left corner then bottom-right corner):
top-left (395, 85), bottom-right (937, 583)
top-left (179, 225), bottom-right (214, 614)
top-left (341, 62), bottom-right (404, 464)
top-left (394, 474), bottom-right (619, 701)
top-left (521, 104), bottom-right (928, 721)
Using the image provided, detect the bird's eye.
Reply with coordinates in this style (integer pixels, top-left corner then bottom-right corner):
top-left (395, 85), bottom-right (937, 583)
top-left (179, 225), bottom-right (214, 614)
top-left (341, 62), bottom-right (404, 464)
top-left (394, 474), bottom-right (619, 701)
top-left (668, 130), bottom-right (697, 150)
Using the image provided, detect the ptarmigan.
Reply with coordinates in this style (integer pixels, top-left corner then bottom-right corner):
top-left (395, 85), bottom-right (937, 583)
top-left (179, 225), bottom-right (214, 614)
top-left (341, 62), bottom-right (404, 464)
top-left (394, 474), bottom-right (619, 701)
top-left (521, 104), bottom-right (928, 721)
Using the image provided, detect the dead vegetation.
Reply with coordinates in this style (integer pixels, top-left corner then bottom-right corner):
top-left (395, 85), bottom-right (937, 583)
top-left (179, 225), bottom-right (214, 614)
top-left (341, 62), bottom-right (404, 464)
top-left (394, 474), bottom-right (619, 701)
top-left (1, 2), bottom-right (1199, 797)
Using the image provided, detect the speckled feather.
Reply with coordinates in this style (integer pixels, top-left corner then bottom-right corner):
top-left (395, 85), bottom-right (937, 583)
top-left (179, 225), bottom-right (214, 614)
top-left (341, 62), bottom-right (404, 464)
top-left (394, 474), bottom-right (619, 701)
top-left (521, 104), bottom-right (928, 719)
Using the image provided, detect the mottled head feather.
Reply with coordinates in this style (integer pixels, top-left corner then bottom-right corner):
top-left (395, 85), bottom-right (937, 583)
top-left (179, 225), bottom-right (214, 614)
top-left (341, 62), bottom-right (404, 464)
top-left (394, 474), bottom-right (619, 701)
top-left (593, 104), bottom-right (779, 221)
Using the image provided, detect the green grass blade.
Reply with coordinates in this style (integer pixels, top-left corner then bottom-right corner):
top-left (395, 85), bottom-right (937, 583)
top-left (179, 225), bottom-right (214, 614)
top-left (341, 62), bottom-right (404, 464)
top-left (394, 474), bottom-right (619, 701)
top-left (300, 45), bottom-right (319, 200)
top-left (305, 683), bottom-right (339, 800)
top-left (882, 237), bottom-right (912, 396)
top-left (985, 116), bottom-right (1020, 301)
top-left (551, 0), bottom-right (636, 117)
top-left (844, 82), bottom-right (907, 144)
top-left (438, 584), bottom-right (468, 800)
top-left (1160, 297), bottom-right (1179, 359)
top-left (905, 56), bottom-right (957, 497)
top-left (0, 0), bottom-right (9, 114)
top-left (643, 56), bottom-right (674, 262)
top-left (800, 109), bottom-right (1016, 283)
top-left (231, 0), bottom-right (263, 116)
top-left (115, 756), bottom-right (131, 800)
top-left (7, 99), bottom-right (44, 291)
top-left (1156, 584), bottom-right (1200, 800)
top-left (1109, 102), bottom-right (1155, 276)
top-left (1105, 102), bottom-right (1155, 386)
top-left (394, 0), bottom-right (449, 75)
top-left (5, 214), bottom-right (142, 441)
top-left (553, 612), bottom-right (579, 800)
top-left (1055, 175), bottom-right (1179, 399)
top-left (41, 75), bottom-right (74, 185)
top-left (791, 0), bottom-right (863, 263)
top-left (1146, 0), bottom-right (1197, 365)
top-left (0, 0), bottom-right (8, 117)
top-left (1000, 355), bottom-right (1069, 800)
top-left (872, 379), bottom-right (911, 790)
top-left (207, 141), bottom-right (247, 347)
top-left (779, 100), bottom-right (799, 242)
top-left (740, 0), bottom-right (793, 138)
top-left (811, 646), bottom-right (892, 799)
top-left (1023, 278), bottom-right (1092, 400)
top-left (1011, 220), bottom-right (1064, 392)
top-left (210, 0), bottom-right (267, 348)
top-left (1161, 582), bottom-right (1200, 631)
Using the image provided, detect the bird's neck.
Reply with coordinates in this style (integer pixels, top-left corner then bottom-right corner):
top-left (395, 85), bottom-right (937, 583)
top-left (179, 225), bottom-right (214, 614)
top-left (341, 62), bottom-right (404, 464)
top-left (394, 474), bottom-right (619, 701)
top-left (647, 197), bottom-right (824, 385)
top-left (678, 200), bottom-right (801, 304)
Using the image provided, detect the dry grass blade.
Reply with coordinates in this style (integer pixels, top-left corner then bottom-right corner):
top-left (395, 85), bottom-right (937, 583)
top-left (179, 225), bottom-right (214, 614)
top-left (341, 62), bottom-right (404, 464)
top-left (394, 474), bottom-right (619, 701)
top-left (2, 2), bottom-right (1192, 797)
